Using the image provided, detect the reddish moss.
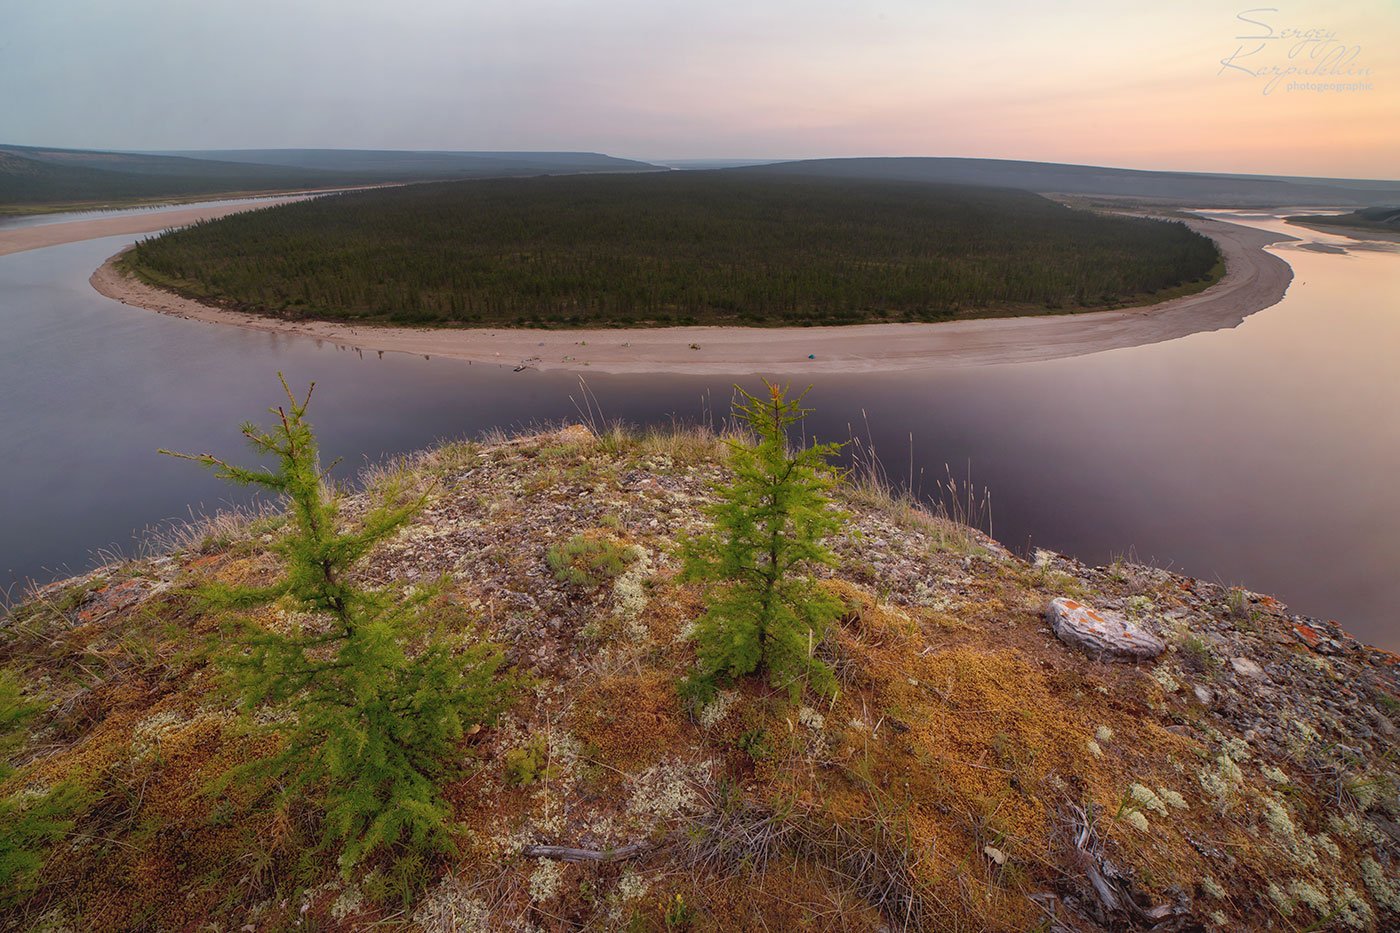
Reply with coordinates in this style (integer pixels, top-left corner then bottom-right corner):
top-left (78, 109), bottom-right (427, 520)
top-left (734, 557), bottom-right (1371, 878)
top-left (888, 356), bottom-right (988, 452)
top-left (573, 670), bottom-right (693, 770)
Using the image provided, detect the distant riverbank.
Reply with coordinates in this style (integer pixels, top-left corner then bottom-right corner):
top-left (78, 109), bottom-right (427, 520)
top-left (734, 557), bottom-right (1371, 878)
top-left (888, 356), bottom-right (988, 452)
top-left (0, 186), bottom-right (396, 256)
top-left (91, 214), bottom-right (1291, 374)
top-left (0, 198), bottom-right (311, 256)
top-left (1287, 218), bottom-right (1400, 244)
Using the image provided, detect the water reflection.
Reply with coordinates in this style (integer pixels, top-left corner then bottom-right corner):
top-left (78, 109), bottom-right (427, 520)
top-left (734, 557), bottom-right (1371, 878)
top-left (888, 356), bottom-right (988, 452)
top-left (1, 215), bottom-right (1396, 649)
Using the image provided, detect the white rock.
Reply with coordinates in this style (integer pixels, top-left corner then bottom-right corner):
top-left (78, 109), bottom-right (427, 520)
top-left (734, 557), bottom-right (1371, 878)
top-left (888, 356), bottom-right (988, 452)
top-left (1229, 656), bottom-right (1268, 680)
top-left (1046, 597), bottom-right (1165, 660)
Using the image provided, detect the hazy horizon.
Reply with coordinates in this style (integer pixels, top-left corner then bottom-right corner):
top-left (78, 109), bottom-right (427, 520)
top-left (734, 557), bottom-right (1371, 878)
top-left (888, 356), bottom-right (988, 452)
top-left (6, 145), bottom-right (1400, 186)
top-left (2, 0), bottom-right (1395, 178)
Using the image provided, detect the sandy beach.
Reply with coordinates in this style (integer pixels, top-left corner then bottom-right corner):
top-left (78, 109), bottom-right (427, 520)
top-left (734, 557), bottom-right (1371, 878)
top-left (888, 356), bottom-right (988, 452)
top-left (0, 186), bottom-right (404, 258)
top-left (84, 212), bottom-right (1294, 374)
top-left (0, 197), bottom-right (320, 257)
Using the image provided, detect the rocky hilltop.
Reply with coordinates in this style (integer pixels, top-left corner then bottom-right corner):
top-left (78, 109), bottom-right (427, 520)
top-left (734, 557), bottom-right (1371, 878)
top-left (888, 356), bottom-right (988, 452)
top-left (2, 424), bottom-right (1398, 931)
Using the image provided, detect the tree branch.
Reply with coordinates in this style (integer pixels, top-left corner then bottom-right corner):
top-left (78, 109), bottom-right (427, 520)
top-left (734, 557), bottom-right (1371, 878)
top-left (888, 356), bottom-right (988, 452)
top-left (520, 841), bottom-right (653, 863)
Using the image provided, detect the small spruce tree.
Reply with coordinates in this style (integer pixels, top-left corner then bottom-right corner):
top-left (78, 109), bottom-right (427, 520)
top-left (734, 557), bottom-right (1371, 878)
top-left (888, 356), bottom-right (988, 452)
top-left (165, 376), bottom-right (510, 872)
top-left (679, 382), bottom-right (846, 702)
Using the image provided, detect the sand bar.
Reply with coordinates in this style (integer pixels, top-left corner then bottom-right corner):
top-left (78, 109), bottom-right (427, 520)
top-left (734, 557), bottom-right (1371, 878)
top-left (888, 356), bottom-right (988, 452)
top-left (85, 211), bottom-right (1294, 374)
top-left (0, 186), bottom-right (403, 257)
top-left (0, 197), bottom-right (321, 257)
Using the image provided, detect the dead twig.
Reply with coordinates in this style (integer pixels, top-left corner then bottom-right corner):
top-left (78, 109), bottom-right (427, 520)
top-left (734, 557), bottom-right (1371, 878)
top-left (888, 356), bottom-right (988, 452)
top-left (520, 841), bottom-right (653, 863)
top-left (1060, 802), bottom-right (1196, 929)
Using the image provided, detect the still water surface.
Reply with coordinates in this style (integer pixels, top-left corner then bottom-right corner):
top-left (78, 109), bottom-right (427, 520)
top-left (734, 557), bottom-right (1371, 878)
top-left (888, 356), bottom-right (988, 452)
top-left (1, 213), bottom-right (1396, 648)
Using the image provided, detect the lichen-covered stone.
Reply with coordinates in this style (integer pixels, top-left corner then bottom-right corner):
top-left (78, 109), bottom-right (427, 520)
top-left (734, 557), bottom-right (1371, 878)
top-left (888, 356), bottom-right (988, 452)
top-left (1046, 597), bottom-right (1165, 659)
top-left (1230, 656), bottom-right (1268, 680)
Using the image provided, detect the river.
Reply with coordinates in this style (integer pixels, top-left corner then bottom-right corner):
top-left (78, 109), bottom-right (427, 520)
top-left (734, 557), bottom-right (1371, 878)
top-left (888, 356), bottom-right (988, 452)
top-left (1, 207), bottom-right (1396, 649)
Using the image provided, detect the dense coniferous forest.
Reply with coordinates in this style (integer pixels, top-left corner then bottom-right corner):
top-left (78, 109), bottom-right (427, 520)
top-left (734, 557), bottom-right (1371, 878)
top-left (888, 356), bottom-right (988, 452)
top-left (125, 172), bottom-right (1222, 327)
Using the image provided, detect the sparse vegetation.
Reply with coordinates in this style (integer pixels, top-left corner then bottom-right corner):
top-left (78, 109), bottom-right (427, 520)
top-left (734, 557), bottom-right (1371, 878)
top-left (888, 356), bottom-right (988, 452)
top-left (659, 891), bottom-right (694, 930)
top-left (1176, 633), bottom-right (1218, 673)
top-left (547, 533), bottom-right (635, 587)
top-left (121, 171), bottom-right (1222, 327)
top-left (1, 413), bottom-right (1397, 930)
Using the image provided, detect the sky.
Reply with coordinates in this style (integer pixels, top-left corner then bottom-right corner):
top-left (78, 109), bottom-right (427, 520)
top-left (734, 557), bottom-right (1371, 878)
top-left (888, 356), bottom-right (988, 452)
top-left (2, 0), bottom-right (1396, 178)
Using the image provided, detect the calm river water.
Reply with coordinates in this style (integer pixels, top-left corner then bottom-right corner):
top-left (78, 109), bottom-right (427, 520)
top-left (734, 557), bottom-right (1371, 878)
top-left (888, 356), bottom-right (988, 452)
top-left (1, 210), bottom-right (1396, 648)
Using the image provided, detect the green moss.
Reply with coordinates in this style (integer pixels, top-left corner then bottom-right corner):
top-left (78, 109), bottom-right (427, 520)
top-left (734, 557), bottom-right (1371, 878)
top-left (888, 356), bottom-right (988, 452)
top-left (504, 734), bottom-right (556, 787)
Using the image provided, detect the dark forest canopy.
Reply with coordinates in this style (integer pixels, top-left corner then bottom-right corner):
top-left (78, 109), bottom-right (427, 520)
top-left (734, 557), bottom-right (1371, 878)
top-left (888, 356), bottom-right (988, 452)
top-left (124, 172), bottom-right (1222, 328)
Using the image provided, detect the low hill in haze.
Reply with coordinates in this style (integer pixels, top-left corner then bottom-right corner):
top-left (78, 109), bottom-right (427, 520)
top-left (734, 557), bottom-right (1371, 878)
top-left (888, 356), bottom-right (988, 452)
top-left (0, 145), bottom-right (661, 211)
top-left (0, 145), bottom-right (355, 208)
top-left (732, 157), bottom-right (1400, 207)
top-left (153, 148), bottom-right (662, 178)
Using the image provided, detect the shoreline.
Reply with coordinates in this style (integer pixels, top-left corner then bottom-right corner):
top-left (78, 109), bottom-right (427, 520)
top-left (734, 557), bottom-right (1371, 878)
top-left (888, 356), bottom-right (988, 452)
top-left (1, 197), bottom-right (314, 257)
top-left (1284, 218), bottom-right (1400, 244)
top-left (89, 214), bottom-right (1295, 374)
top-left (0, 186), bottom-right (355, 219)
top-left (0, 186), bottom-right (397, 257)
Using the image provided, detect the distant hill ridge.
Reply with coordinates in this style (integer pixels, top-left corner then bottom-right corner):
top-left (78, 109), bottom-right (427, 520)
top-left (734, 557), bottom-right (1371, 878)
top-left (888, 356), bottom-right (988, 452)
top-left (0, 144), bottom-right (661, 209)
top-left (735, 157), bottom-right (1400, 207)
top-left (147, 148), bottom-right (662, 176)
top-left (6, 144), bottom-right (1398, 211)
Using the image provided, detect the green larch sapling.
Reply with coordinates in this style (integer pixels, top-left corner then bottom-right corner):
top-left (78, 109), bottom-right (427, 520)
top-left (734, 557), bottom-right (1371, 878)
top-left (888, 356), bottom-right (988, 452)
top-left (164, 376), bottom-right (511, 872)
top-left (679, 382), bottom-right (846, 703)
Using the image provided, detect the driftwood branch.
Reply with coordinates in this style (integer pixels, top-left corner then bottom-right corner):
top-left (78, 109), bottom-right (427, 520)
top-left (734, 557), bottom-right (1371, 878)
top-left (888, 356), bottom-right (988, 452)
top-left (523, 840), bottom-right (658, 862)
top-left (1065, 804), bottom-right (1188, 927)
top-left (520, 841), bottom-right (652, 863)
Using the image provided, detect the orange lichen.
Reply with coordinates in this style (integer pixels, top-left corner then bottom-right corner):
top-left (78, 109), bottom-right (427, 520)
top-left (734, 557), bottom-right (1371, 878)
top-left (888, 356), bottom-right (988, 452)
top-left (693, 859), bottom-right (887, 930)
top-left (1292, 624), bottom-right (1328, 652)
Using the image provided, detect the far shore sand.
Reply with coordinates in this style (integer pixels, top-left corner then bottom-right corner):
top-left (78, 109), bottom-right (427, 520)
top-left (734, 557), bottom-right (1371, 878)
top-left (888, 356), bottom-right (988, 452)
top-left (0, 186), bottom-right (403, 257)
top-left (1284, 218), bottom-right (1400, 244)
top-left (86, 212), bottom-right (1295, 374)
top-left (0, 198), bottom-right (314, 257)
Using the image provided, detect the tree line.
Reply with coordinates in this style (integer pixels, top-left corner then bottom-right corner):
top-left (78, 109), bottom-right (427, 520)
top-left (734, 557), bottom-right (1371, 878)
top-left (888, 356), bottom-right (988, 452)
top-left (124, 172), bottom-right (1221, 327)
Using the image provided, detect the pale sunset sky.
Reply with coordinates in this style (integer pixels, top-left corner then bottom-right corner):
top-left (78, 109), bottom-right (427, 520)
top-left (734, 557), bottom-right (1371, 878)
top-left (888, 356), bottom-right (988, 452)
top-left (2, 0), bottom-right (1396, 177)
